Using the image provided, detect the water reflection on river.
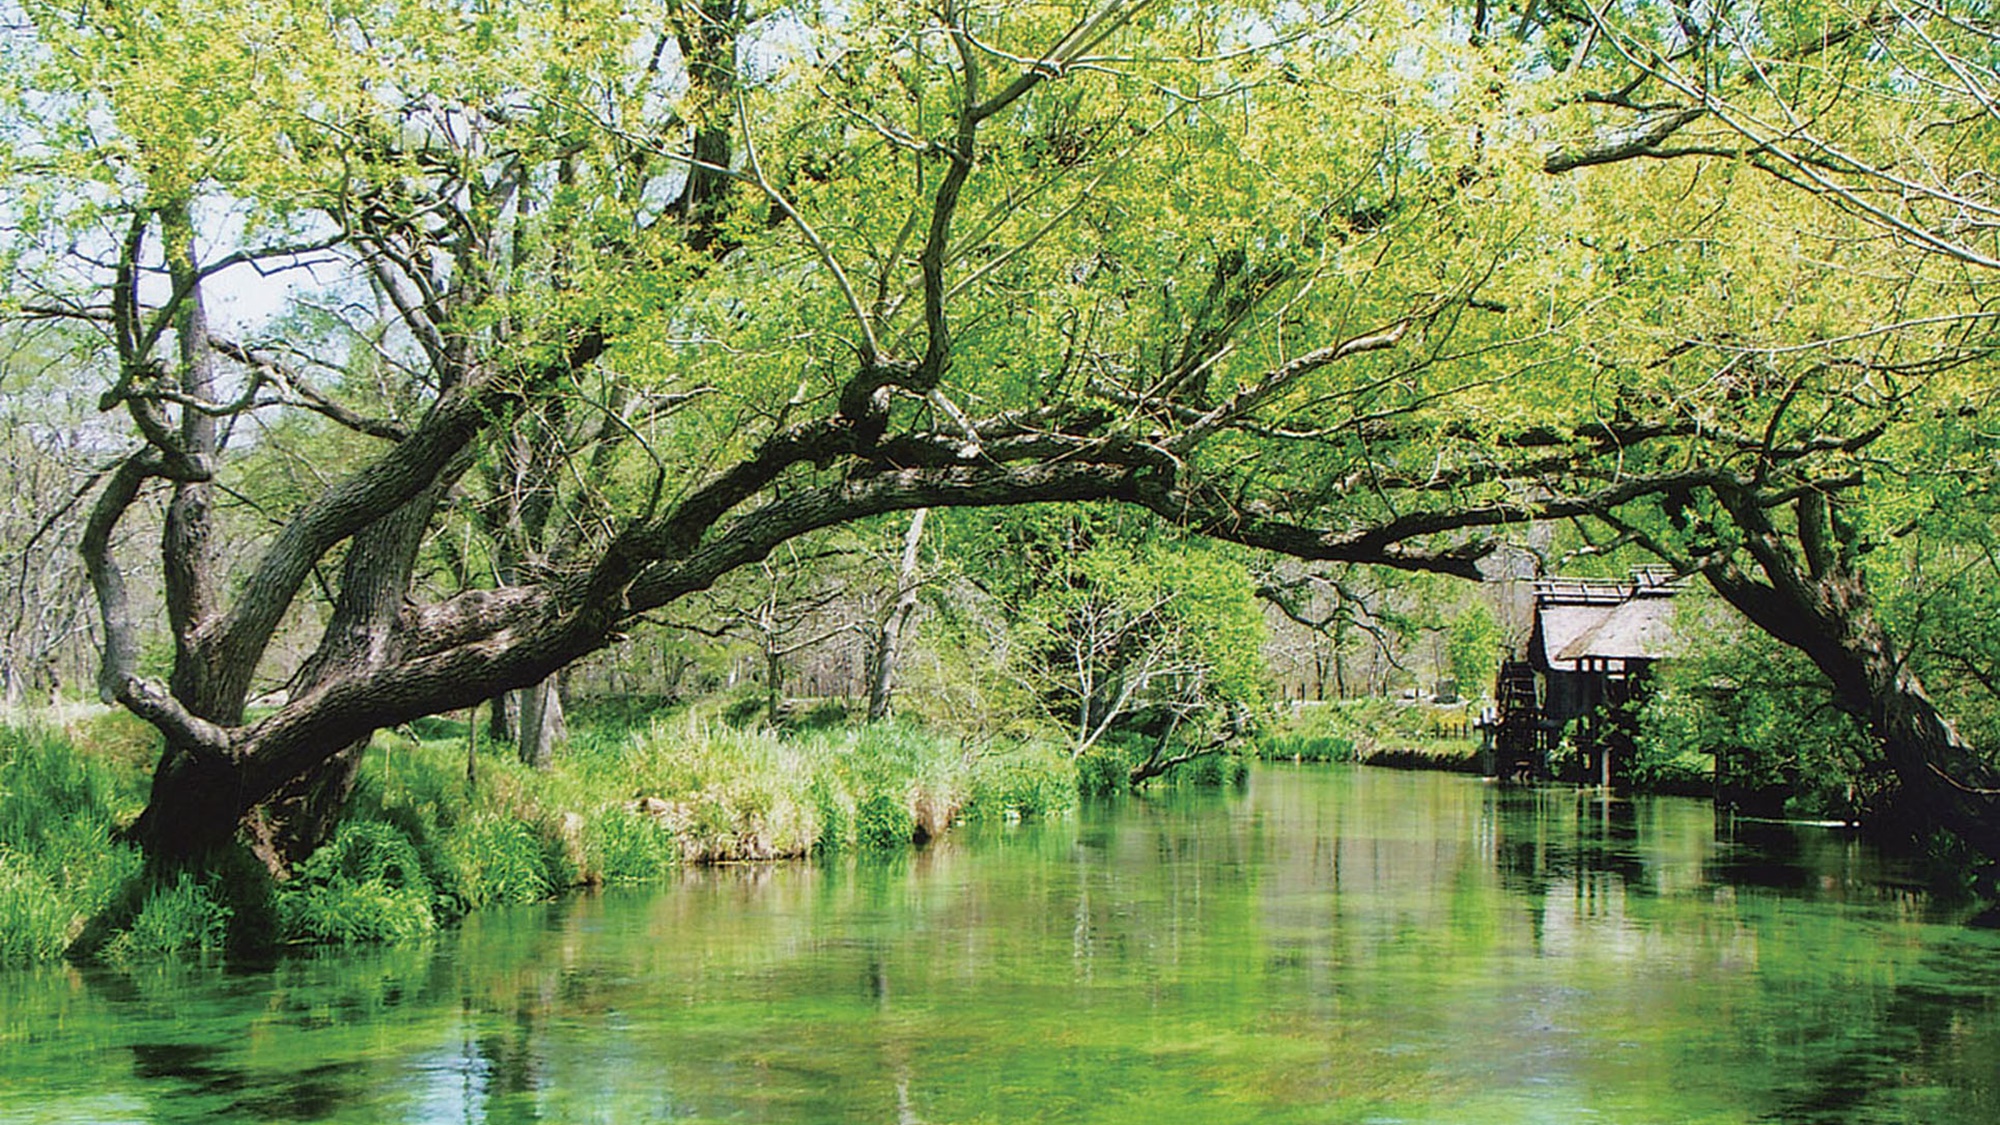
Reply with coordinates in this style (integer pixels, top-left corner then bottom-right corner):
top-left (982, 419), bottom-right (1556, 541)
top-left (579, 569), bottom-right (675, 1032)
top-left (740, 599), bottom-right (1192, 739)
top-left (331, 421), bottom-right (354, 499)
top-left (2, 765), bottom-right (1997, 1123)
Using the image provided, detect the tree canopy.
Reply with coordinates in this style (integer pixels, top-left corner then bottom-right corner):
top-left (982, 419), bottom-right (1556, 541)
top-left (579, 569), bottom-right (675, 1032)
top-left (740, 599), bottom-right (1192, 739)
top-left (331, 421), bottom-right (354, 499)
top-left (4, 0), bottom-right (2000, 870)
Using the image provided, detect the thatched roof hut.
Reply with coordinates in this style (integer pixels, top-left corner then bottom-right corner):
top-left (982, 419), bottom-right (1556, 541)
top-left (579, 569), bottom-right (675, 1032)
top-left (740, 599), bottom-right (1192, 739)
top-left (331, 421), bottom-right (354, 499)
top-left (1527, 568), bottom-right (1684, 722)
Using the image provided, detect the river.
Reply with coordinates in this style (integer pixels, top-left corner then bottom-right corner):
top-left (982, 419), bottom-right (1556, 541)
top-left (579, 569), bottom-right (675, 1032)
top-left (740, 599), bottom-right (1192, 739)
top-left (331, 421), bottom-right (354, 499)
top-left (3, 764), bottom-right (1998, 1123)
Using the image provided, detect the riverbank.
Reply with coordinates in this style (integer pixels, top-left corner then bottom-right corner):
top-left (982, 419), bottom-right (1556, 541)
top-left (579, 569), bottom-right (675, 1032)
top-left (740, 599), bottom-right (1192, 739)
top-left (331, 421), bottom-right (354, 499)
top-left (0, 714), bottom-right (1079, 966)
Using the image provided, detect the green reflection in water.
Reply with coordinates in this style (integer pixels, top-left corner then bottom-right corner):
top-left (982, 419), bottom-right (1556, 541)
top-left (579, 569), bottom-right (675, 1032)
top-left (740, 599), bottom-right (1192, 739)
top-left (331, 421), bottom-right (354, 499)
top-left (2, 765), bottom-right (1997, 1124)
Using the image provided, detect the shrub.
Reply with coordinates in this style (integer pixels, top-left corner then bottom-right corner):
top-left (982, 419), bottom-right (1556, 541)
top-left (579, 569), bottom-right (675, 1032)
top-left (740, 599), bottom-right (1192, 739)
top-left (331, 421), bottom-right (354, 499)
top-left (1076, 741), bottom-right (1136, 796)
top-left (790, 699), bottom-right (850, 731)
top-left (719, 692), bottom-right (767, 728)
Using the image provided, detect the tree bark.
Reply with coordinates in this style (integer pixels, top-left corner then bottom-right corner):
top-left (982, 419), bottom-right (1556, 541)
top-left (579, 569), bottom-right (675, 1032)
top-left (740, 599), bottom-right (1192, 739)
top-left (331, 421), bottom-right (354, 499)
top-left (517, 675), bottom-right (567, 769)
top-left (1698, 486), bottom-right (2000, 867)
top-left (867, 508), bottom-right (926, 722)
top-left (1710, 567), bottom-right (2000, 863)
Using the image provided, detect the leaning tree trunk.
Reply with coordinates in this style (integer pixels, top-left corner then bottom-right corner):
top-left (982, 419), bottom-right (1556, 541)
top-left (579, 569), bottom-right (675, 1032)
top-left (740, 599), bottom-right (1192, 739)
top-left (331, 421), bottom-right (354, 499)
top-left (240, 485), bottom-right (450, 871)
top-left (1704, 488), bottom-right (2000, 868)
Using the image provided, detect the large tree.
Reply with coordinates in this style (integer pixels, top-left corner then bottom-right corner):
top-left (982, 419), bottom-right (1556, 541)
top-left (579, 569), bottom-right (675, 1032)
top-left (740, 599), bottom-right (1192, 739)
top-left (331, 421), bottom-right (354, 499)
top-left (3, 0), bottom-right (1998, 872)
top-left (1521, 0), bottom-right (2000, 864)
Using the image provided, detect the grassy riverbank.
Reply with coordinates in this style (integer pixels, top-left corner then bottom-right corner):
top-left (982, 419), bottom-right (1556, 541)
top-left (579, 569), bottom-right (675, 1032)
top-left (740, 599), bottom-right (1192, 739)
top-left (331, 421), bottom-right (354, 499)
top-left (1255, 698), bottom-right (1483, 771)
top-left (0, 714), bottom-right (1077, 966)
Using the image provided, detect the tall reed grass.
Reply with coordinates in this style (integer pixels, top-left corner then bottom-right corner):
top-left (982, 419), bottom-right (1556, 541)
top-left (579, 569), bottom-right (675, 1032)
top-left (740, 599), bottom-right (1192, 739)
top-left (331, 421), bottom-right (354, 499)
top-left (0, 724), bottom-right (144, 966)
top-left (0, 713), bottom-right (1080, 964)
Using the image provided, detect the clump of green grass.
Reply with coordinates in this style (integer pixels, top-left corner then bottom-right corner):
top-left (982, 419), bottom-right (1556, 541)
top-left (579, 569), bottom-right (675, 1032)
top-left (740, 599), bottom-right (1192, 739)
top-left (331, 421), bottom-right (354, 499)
top-left (276, 821), bottom-right (436, 944)
top-left (104, 870), bottom-right (233, 962)
top-left (963, 741), bottom-right (1077, 821)
top-left (1158, 750), bottom-right (1250, 787)
top-left (1255, 733), bottom-right (1355, 762)
top-left (582, 806), bottom-right (678, 884)
top-left (853, 791), bottom-right (916, 849)
top-left (2, 708), bottom-right (1084, 964)
top-left (1074, 741), bottom-right (1135, 797)
top-left (0, 724), bottom-right (147, 966)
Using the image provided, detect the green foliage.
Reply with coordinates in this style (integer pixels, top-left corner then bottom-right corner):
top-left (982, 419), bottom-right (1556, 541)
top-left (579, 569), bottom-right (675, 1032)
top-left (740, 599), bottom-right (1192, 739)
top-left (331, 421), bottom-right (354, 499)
top-left (1075, 741), bottom-right (1137, 797)
top-left (1638, 603), bottom-right (1880, 820)
top-left (1256, 733), bottom-right (1356, 763)
top-left (808, 773), bottom-right (854, 854)
top-left (791, 699), bottom-right (852, 732)
top-left (719, 692), bottom-right (767, 729)
top-left (1446, 603), bottom-right (1502, 701)
top-left (1158, 751), bottom-right (1250, 788)
top-left (582, 807), bottom-right (678, 885)
top-left (963, 742), bottom-right (1078, 821)
top-left (854, 792), bottom-right (916, 850)
top-left (947, 508), bottom-right (1268, 759)
top-left (0, 724), bottom-right (128, 855)
top-left (0, 695), bottom-right (1043, 967)
top-left (105, 872), bottom-right (232, 962)
top-left (277, 821), bottom-right (435, 945)
top-left (0, 724), bottom-right (147, 965)
top-left (445, 817), bottom-right (559, 910)
top-left (0, 855), bottom-right (82, 965)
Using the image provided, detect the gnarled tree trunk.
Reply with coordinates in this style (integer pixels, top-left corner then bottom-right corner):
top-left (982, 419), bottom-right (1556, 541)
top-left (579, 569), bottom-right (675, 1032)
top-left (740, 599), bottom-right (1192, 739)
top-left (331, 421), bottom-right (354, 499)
top-left (1702, 489), bottom-right (2000, 868)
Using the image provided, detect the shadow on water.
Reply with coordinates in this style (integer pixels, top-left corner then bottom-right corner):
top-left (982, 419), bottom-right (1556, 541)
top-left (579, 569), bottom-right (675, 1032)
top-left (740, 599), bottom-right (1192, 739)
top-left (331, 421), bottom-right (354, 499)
top-left (125, 1040), bottom-right (370, 1122)
top-left (1760, 931), bottom-right (2000, 1125)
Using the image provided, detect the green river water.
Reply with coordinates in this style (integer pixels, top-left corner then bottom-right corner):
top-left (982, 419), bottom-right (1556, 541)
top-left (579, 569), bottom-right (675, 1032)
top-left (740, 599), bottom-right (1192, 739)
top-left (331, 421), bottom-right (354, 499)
top-left (3, 764), bottom-right (1999, 1124)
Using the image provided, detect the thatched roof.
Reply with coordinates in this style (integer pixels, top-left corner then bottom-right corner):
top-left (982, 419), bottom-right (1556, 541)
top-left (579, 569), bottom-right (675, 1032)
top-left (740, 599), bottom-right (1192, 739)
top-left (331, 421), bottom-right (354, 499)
top-left (1531, 570), bottom-right (1684, 673)
top-left (1557, 595), bottom-right (1678, 663)
top-left (1535, 602), bottom-right (1618, 673)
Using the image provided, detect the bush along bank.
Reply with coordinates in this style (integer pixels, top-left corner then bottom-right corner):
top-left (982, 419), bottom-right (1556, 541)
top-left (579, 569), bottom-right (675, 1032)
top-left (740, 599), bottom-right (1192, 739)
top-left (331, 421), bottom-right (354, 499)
top-left (0, 717), bottom-right (1079, 965)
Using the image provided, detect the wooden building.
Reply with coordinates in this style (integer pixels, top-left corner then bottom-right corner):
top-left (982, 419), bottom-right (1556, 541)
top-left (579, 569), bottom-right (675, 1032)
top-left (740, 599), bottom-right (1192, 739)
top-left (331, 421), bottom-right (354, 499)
top-left (1486, 569), bottom-right (1682, 784)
